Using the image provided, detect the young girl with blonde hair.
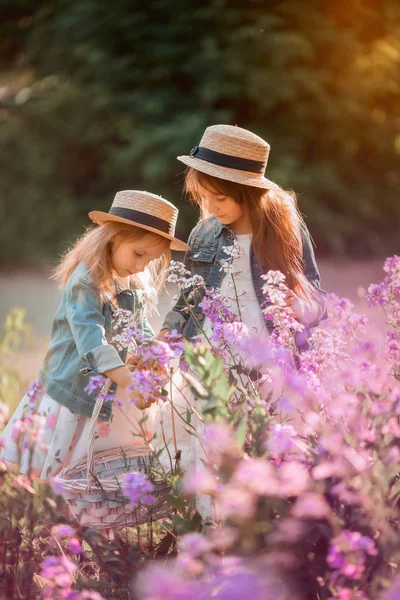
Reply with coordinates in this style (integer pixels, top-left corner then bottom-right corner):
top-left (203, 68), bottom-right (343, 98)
top-left (2, 190), bottom-right (188, 480)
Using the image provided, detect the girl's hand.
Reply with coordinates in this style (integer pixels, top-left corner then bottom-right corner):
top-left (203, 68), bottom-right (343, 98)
top-left (126, 363), bottom-right (167, 409)
top-left (105, 365), bottom-right (136, 389)
top-left (284, 290), bottom-right (306, 320)
top-left (130, 390), bottom-right (159, 410)
top-left (157, 329), bottom-right (170, 340)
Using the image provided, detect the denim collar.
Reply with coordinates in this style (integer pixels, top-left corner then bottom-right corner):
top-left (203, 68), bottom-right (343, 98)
top-left (210, 215), bottom-right (232, 238)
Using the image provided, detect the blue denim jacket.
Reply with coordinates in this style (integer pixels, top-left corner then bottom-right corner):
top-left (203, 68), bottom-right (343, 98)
top-left (162, 216), bottom-right (327, 344)
top-left (39, 263), bottom-right (155, 421)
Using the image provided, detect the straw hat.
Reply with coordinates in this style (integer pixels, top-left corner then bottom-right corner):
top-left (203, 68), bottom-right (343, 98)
top-left (89, 191), bottom-right (189, 252)
top-left (177, 124), bottom-right (277, 189)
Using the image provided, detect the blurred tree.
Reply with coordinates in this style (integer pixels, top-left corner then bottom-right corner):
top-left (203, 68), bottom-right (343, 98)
top-left (0, 0), bottom-right (399, 262)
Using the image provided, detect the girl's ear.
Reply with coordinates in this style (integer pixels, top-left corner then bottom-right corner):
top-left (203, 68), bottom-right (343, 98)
top-left (110, 233), bottom-right (121, 248)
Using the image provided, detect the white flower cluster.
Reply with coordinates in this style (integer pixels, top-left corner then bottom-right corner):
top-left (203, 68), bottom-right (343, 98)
top-left (167, 260), bottom-right (205, 291)
top-left (261, 270), bottom-right (288, 306)
top-left (222, 241), bottom-right (241, 259)
top-left (111, 308), bottom-right (141, 351)
top-left (220, 241), bottom-right (242, 274)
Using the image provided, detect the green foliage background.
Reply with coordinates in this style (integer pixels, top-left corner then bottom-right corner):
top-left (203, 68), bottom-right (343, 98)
top-left (1, 0), bottom-right (400, 262)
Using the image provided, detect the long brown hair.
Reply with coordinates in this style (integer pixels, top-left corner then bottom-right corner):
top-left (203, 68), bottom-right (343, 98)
top-left (185, 168), bottom-right (317, 304)
top-left (53, 221), bottom-right (171, 309)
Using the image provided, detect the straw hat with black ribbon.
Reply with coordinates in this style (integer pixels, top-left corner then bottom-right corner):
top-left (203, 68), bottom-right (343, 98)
top-left (89, 190), bottom-right (189, 252)
top-left (177, 124), bottom-right (278, 190)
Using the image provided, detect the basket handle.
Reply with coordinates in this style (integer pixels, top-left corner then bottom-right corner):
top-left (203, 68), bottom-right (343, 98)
top-left (86, 378), bottom-right (113, 490)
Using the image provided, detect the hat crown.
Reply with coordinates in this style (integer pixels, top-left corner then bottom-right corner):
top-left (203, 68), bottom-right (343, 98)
top-left (200, 125), bottom-right (270, 170)
top-left (111, 190), bottom-right (178, 236)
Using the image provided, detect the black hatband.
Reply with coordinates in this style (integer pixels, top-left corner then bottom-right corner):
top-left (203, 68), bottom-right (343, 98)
top-left (189, 146), bottom-right (264, 174)
top-left (109, 207), bottom-right (170, 233)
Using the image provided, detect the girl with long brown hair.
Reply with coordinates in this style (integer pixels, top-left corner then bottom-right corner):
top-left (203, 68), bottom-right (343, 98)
top-left (156, 126), bottom-right (327, 518)
top-left (161, 124), bottom-right (327, 344)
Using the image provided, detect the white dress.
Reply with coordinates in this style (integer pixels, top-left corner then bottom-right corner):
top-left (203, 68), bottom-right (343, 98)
top-left (154, 234), bottom-right (272, 518)
top-left (208, 233), bottom-right (266, 336)
top-left (1, 387), bottom-right (160, 480)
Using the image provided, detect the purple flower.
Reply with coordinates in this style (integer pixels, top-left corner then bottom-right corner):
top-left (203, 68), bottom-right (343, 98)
top-left (26, 379), bottom-right (43, 406)
top-left (178, 533), bottom-right (212, 557)
top-left (199, 288), bottom-right (237, 325)
top-left (51, 524), bottom-right (75, 539)
top-left (380, 573), bottom-right (400, 600)
top-left (84, 375), bottom-right (105, 394)
top-left (74, 593), bottom-right (106, 600)
top-left (122, 471), bottom-right (155, 505)
top-left (127, 369), bottom-right (164, 403)
top-left (136, 566), bottom-right (195, 600)
top-left (211, 321), bottom-right (249, 346)
top-left (65, 591), bottom-right (106, 600)
top-left (133, 337), bottom-right (182, 368)
top-left (111, 308), bottom-right (145, 350)
top-left (232, 457), bottom-right (276, 495)
top-left (67, 537), bottom-right (84, 554)
top-left (327, 530), bottom-right (378, 582)
top-left (51, 476), bottom-right (64, 496)
top-left (183, 468), bottom-right (218, 496)
top-left (237, 334), bottom-right (272, 369)
top-left (40, 555), bottom-right (77, 588)
top-left (161, 330), bottom-right (185, 355)
top-left (367, 281), bottom-right (391, 307)
top-left (267, 423), bottom-right (297, 456)
top-left (202, 422), bottom-right (240, 466)
top-left (291, 492), bottom-right (331, 520)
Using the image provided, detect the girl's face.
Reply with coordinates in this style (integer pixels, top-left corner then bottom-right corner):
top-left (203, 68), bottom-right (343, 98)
top-left (111, 232), bottom-right (167, 278)
top-left (197, 183), bottom-right (249, 232)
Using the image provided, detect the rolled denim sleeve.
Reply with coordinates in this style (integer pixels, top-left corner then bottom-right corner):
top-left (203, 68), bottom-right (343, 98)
top-left (301, 224), bottom-right (328, 326)
top-left (66, 278), bottom-right (125, 373)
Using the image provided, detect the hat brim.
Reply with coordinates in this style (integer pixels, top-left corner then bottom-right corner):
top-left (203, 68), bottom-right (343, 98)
top-left (177, 156), bottom-right (278, 190)
top-left (88, 211), bottom-right (189, 252)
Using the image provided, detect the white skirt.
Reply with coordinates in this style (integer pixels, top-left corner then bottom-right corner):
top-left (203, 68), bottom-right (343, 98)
top-left (1, 386), bottom-right (160, 480)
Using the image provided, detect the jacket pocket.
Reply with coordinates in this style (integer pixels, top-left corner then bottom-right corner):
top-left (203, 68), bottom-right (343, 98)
top-left (188, 247), bottom-right (217, 284)
top-left (188, 247), bottom-right (217, 265)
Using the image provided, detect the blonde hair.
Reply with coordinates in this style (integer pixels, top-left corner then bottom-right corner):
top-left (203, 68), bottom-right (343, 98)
top-left (53, 221), bottom-right (171, 310)
top-left (185, 168), bottom-right (317, 306)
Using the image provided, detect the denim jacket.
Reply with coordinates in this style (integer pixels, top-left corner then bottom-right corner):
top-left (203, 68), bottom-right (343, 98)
top-left (162, 216), bottom-right (327, 345)
top-left (39, 263), bottom-right (155, 421)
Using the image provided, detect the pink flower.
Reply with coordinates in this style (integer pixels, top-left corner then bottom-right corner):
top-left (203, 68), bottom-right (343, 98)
top-left (45, 412), bottom-right (58, 430)
top-left (178, 533), bottom-right (212, 557)
top-left (184, 468), bottom-right (218, 496)
top-left (202, 422), bottom-right (240, 466)
top-left (218, 485), bottom-right (256, 522)
top-left (67, 537), bottom-right (83, 554)
top-left (97, 422), bottom-right (110, 438)
top-left (267, 423), bottom-right (297, 456)
top-left (231, 457), bottom-right (276, 496)
top-left (11, 419), bottom-right (26, 443)
top-left (277, 462), bottom-right (310, 497)
top-left (51, 524), bottom-right (75, 539)
top-left (291, 492), bottom-right (331, 520)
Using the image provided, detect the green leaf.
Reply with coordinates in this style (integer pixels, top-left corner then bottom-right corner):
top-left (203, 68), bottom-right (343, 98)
top-left (170, 514), bottom-right (191, 534)
top-left (165, 492), bottom-right (186, 510)
top-left (236, 414), bottom-right (247, 447)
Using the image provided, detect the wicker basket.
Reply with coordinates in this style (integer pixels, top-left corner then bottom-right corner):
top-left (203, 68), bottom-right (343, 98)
top-left (56, 381), bottom-right (170, 530)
